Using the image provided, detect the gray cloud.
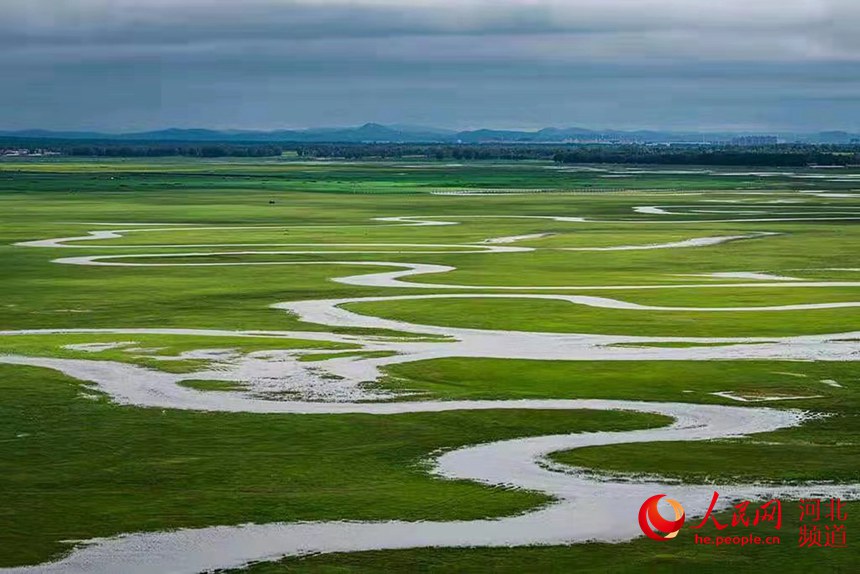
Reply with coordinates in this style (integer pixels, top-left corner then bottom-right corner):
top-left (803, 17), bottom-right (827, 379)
top-left (0, 1), bottom-right (857, 131)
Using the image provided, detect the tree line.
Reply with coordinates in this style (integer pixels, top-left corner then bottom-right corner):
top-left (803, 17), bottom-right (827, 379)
top-left (297, 143), bottom-right (859, 166)
top-left (1, 139), bottom-right (284, 158)
top-left (551, 145), bottom-right (860, 167)
top-left (294, 144), bottom-right (553, 160)
top-left (64, 144), bottom-right (285, 158)
top-left (3, 138), bottom-right (858, 166)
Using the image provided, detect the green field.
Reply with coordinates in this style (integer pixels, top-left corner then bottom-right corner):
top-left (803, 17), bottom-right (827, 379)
top-left (1, 158), bottom-right (858, 573)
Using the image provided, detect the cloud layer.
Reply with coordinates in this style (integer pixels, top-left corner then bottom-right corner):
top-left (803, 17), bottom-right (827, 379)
top-left (2, 1), bottom-right (858, 131)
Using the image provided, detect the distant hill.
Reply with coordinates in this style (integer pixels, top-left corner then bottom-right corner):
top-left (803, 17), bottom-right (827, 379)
top-left (1, 123), bottom-right (858, 145)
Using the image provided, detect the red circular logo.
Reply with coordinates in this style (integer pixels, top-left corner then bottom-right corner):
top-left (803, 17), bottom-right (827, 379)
top-left (639, 494), bottom-right (686, 540)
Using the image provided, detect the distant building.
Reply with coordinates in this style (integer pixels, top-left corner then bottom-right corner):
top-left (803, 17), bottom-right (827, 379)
top-left (1, 148), bottom-right (60, 157)
top-left (730, 136), bottom-right (779, 146)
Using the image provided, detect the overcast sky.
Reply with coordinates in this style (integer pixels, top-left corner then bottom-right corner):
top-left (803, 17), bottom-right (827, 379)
top-left (2, 0), bottom-right (858, 132)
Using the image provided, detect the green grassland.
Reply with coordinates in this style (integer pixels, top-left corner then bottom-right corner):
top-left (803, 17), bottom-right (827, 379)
top-left (0, 333), bottom-right (355, 373)
top-left (346, 297), bottom-right (860, 337)
top-left (384, 359), bottom-right (859, 408)
top-left (3, 158), bottom-right (859, 194)
top-left (234, 501), bottom-right (860, 574)
top-left (1, 157), bottom-right (858, 572)
top-left (0, 364), bottom-right (666, 567)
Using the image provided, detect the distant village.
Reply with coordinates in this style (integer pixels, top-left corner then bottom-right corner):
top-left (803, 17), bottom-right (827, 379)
top-left (1, 148), bottom-right (61, 157)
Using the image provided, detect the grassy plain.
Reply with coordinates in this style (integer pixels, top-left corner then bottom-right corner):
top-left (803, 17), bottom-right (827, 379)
top-left (0, 364), bottom-right (665, 567)
top-left (0, 157), bottom-right (858, 572)
top-left (237, 502), bottom-right (860, 574)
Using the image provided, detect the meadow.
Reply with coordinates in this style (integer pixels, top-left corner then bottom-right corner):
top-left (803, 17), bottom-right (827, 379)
top-left (0, 157), bottom-right (858, 573)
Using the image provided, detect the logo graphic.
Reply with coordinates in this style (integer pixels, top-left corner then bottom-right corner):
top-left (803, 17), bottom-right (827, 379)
top-left (639, 494), bottom-right (686, 540)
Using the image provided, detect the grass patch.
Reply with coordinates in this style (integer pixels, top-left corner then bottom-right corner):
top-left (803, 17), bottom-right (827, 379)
top-left (298, 350), bottom-right (399, 362)
top-left (346, 297), bottom-right (860, 337)
top-left (384, 358), bottom-right (860, 411)
top-left (232, 501), bottom-right (860, 574)
top-left (177, 379), bottom-right (245, 392)
top-left (0, 364), bottom-right (665, 567)
top-left (0, 333), bottom-right (356, 374)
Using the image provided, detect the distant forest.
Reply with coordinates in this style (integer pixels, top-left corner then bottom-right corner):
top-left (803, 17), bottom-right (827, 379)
top-left (3, 142), bottom-right (285, 158)
top-left (2, 138), bottom-right (858, 167)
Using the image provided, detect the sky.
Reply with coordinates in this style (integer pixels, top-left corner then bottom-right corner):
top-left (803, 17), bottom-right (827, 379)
top-left (2, 0), bottom-right (859, 133)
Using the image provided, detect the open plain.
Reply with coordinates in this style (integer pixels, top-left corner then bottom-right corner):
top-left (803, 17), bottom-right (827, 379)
top-left (1, 158), bottom-right (859, 573)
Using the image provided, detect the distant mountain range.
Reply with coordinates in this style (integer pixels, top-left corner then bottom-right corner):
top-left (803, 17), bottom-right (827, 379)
top-left (2, 123), bottom-right (858, 145)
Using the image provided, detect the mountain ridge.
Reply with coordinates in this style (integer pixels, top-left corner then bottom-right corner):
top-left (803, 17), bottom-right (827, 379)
top-left (2, 123), bottom-right (858, 144)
